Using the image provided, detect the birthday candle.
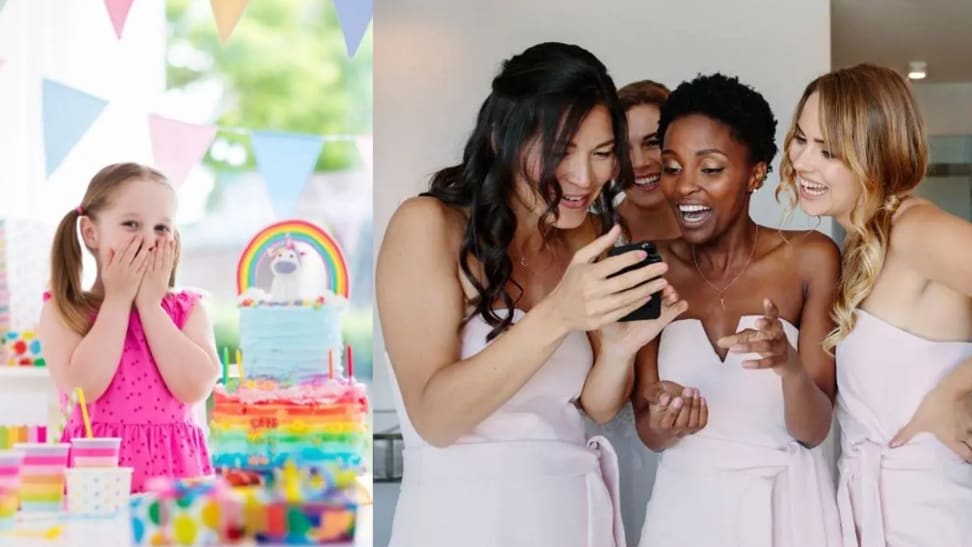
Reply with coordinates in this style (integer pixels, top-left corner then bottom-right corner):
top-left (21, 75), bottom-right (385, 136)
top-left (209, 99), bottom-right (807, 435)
top-left (236, 349), bottom-right (243, 379)
top-left (38, 425), bottom-right (46, 443)
top-left (328, 350), bottom-right (334, 380)
top-left (346, 345), bottom-right (353, 380)
top-left (222, 347), bottom-right (229, 384)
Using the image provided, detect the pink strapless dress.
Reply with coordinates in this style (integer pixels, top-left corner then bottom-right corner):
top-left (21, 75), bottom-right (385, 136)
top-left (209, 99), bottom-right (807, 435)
top-left (836, 309), bottom-right (972, 547)
top-left (639, 316), bottom-right (842, 547)
top-left (387, 309), bottom-right (625, 547)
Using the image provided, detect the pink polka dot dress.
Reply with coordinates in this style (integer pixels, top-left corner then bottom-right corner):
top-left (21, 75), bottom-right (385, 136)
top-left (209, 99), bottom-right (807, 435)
top-left (51, 291), bottom-right (214, 492)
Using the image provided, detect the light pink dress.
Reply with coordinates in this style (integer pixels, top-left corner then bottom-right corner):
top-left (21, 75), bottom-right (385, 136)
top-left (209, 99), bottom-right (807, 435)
top-left (836, 309), bottom-right (972, 547)
top-left (51, 291), bottom-right (213, 492)
top-left (388, 309), bottom-right (625, 547)
top-left (639, 316), bottom-right (842, 547)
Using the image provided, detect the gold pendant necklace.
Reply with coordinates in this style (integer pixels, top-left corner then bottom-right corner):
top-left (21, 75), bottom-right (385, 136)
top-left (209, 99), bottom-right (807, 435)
top-left (691, 223), bottom-right (759, 310)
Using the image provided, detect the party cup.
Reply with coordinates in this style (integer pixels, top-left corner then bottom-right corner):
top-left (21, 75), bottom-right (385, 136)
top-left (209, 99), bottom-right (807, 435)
top-left (0, 450), bottom-right (24, 528)
top-left (15, 443), bottom-right (70, 512)
top-left (0, 449), bottom-right (24, 490)
top-left (0, 485), bottom-right (18, 530)
top-left (70, 437), bottom-right (121, 468)
top-left (65, 467), bottom-right (132, 517)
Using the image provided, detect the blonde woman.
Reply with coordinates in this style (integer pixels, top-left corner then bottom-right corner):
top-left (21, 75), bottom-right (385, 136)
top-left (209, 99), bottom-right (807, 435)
top-left (781, 64), bottom-right (972, 546)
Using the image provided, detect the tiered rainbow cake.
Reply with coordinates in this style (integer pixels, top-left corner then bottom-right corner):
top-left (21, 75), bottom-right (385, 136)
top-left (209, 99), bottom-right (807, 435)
top-left (209, 220), bottom-right (369, 475)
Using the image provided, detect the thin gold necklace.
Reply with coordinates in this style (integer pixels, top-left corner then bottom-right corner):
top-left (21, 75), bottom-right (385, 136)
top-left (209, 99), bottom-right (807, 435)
top-left (691, 223), bottom-right (759, 310)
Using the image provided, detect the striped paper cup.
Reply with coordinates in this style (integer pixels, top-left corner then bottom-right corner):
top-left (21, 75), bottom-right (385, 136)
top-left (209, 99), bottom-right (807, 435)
top-left (0, 451), bottom-right (23, 530)
top-left (0, 449), bottom-right (24, 490)
top-left (15, 443), bottom-right (69, 512)
top-left (70, 437), bottom-right (121, 468)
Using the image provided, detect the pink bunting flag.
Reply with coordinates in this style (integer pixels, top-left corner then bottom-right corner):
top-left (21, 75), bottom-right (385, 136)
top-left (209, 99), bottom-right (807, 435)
top-left (147, 114), bottom-right (218, 188)
top-left (104, 0), bottom-right (135, 39)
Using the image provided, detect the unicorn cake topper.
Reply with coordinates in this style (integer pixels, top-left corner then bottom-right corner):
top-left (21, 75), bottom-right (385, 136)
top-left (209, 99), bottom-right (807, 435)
top-left (236, 219), bottom-right (351, 302)
top-left (267, 234), bottom-right (307, 302)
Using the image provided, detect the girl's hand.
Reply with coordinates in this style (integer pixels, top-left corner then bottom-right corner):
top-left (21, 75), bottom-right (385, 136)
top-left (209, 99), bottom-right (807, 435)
top-left (718, 298), bottom-right (800, 377)
top-left (645, 380), bottom-right (708, 438)
top-left (102, 235), bottom-right (149, 305)
top-left (136, 239), bottom-right (175, 309)
top-left (545, 225), bottom-right (673, 333)
top-left (598, 284), bottom-right (688, 358)
top-left (890, 385), bottom-right (972, 462)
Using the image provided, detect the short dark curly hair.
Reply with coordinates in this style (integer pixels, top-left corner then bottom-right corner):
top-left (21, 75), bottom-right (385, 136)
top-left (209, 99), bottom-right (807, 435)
top-left (658, 73), bottom-right (778, 170)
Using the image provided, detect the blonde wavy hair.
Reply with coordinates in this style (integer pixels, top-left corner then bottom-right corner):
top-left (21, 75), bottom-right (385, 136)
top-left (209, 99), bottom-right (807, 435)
top-left (777, 64), bottom-right (927, 352)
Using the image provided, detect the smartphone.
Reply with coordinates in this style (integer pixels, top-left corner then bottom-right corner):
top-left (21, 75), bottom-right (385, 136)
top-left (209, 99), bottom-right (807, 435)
top-left (606, 241), bottom-right (663, 321)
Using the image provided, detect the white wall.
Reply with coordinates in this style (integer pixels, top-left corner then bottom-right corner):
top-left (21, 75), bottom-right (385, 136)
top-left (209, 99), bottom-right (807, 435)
top-left (373, 1), bottom-right (831, 545)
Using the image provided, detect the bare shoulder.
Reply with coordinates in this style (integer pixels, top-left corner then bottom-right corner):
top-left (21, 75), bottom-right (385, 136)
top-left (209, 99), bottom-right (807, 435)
top-left (389, 196), bottom-right (465, 234)
top-left (383, 196), bottom-right (466, 253)
top-left (890, 197), bottom-right (956, 248)
top-left (777, 228), bottom-right (841, 280)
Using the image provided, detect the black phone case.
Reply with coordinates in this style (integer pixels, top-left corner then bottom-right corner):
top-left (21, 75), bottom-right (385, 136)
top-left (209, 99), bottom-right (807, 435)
top-left (606, 241), bottom-right (663, 321)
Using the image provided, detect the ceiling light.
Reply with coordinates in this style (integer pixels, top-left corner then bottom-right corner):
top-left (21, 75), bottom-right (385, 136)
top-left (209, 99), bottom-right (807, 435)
top-left (908, 61), bottom-right (927, 80)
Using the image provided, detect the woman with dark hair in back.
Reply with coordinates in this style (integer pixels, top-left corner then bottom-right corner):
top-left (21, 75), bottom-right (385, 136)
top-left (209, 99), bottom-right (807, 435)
top-left (376, 42), bottom-right (687, 546)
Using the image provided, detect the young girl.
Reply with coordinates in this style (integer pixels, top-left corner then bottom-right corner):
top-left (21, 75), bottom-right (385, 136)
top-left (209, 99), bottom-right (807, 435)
top-left (781, 64), bottom-right (972, 546)
top-left (38, 162), bottom-right (221, 493)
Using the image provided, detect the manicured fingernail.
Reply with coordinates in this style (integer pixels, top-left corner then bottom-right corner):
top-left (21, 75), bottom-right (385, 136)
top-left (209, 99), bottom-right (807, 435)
top-left (672, 398), bottom-right (683, 409)
top-left (742, 361), bottom-right (756, 369)
top-left (701, 397), bottom-right (707, 406)
top-left (731, 345), bottom-right (745, 352)
top-left (659, 394), bottom-right (669, 406)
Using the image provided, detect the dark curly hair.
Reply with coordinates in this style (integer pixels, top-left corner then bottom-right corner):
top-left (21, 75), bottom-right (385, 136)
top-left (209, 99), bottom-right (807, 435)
top-left (422, 42), bottom-right (632, 341)
top-left (658, 73), bottom-right (777, 170)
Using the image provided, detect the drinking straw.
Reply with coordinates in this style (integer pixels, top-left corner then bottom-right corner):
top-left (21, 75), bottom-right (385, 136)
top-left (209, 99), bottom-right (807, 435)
top-left (76, 387), bottom-right (92, 438)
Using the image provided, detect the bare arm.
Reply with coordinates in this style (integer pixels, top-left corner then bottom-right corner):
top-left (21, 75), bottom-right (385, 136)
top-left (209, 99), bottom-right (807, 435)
top-left (718, 233), bottom-right (839, 447)
top-left (779, 234), bottom-right (839, 446)
top-left (378, 198), bottom-right (572, 447)
top-left (894, 203), bottom-right (972, 396)
top-left (138, 296), bottom-right (220, 404)
top-left (38, 235), bottom-right (149, 401)
top-left (378, 197), bottom-right (658, 447)
top-left (580, 332), bottom-right (635, 424)
top-left (581, 284), bottom-right (688, 424)
top-left (38, 297), bottom-right (131, 401)
top-left (630, 339), bottom-right (705, 451)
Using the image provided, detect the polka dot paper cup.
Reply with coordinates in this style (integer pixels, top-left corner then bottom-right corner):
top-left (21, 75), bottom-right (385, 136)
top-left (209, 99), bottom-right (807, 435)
top-left (15, 442), bottom-right (69, 512)
top-left (65, 467), bottom-right (132, 517)
top-left (70, 437), bottom-right (121, 468)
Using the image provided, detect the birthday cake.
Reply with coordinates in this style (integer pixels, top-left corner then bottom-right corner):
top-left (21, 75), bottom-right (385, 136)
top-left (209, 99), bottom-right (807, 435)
top-left (208, 220), bottom-right (370, 475)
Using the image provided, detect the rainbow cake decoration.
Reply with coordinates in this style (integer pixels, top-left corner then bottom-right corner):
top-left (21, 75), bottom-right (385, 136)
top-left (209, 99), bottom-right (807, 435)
top-left (204, 219), bottom-right (368, 544)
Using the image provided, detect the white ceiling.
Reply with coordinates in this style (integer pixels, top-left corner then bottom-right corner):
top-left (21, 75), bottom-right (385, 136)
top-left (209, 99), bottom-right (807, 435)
top-left (832, 0), bottom-right (972, 83)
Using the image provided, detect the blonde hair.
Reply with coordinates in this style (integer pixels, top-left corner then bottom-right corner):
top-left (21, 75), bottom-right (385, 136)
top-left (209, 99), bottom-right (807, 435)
top-left (50, 162), bottom-right (180, 334)
top-left (778, 64), bottom-right (927, 351)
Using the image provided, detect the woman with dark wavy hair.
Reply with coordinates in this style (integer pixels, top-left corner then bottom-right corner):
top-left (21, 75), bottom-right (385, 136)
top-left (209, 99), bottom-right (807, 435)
top-left (376, 42), bottom-right (687, 546)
